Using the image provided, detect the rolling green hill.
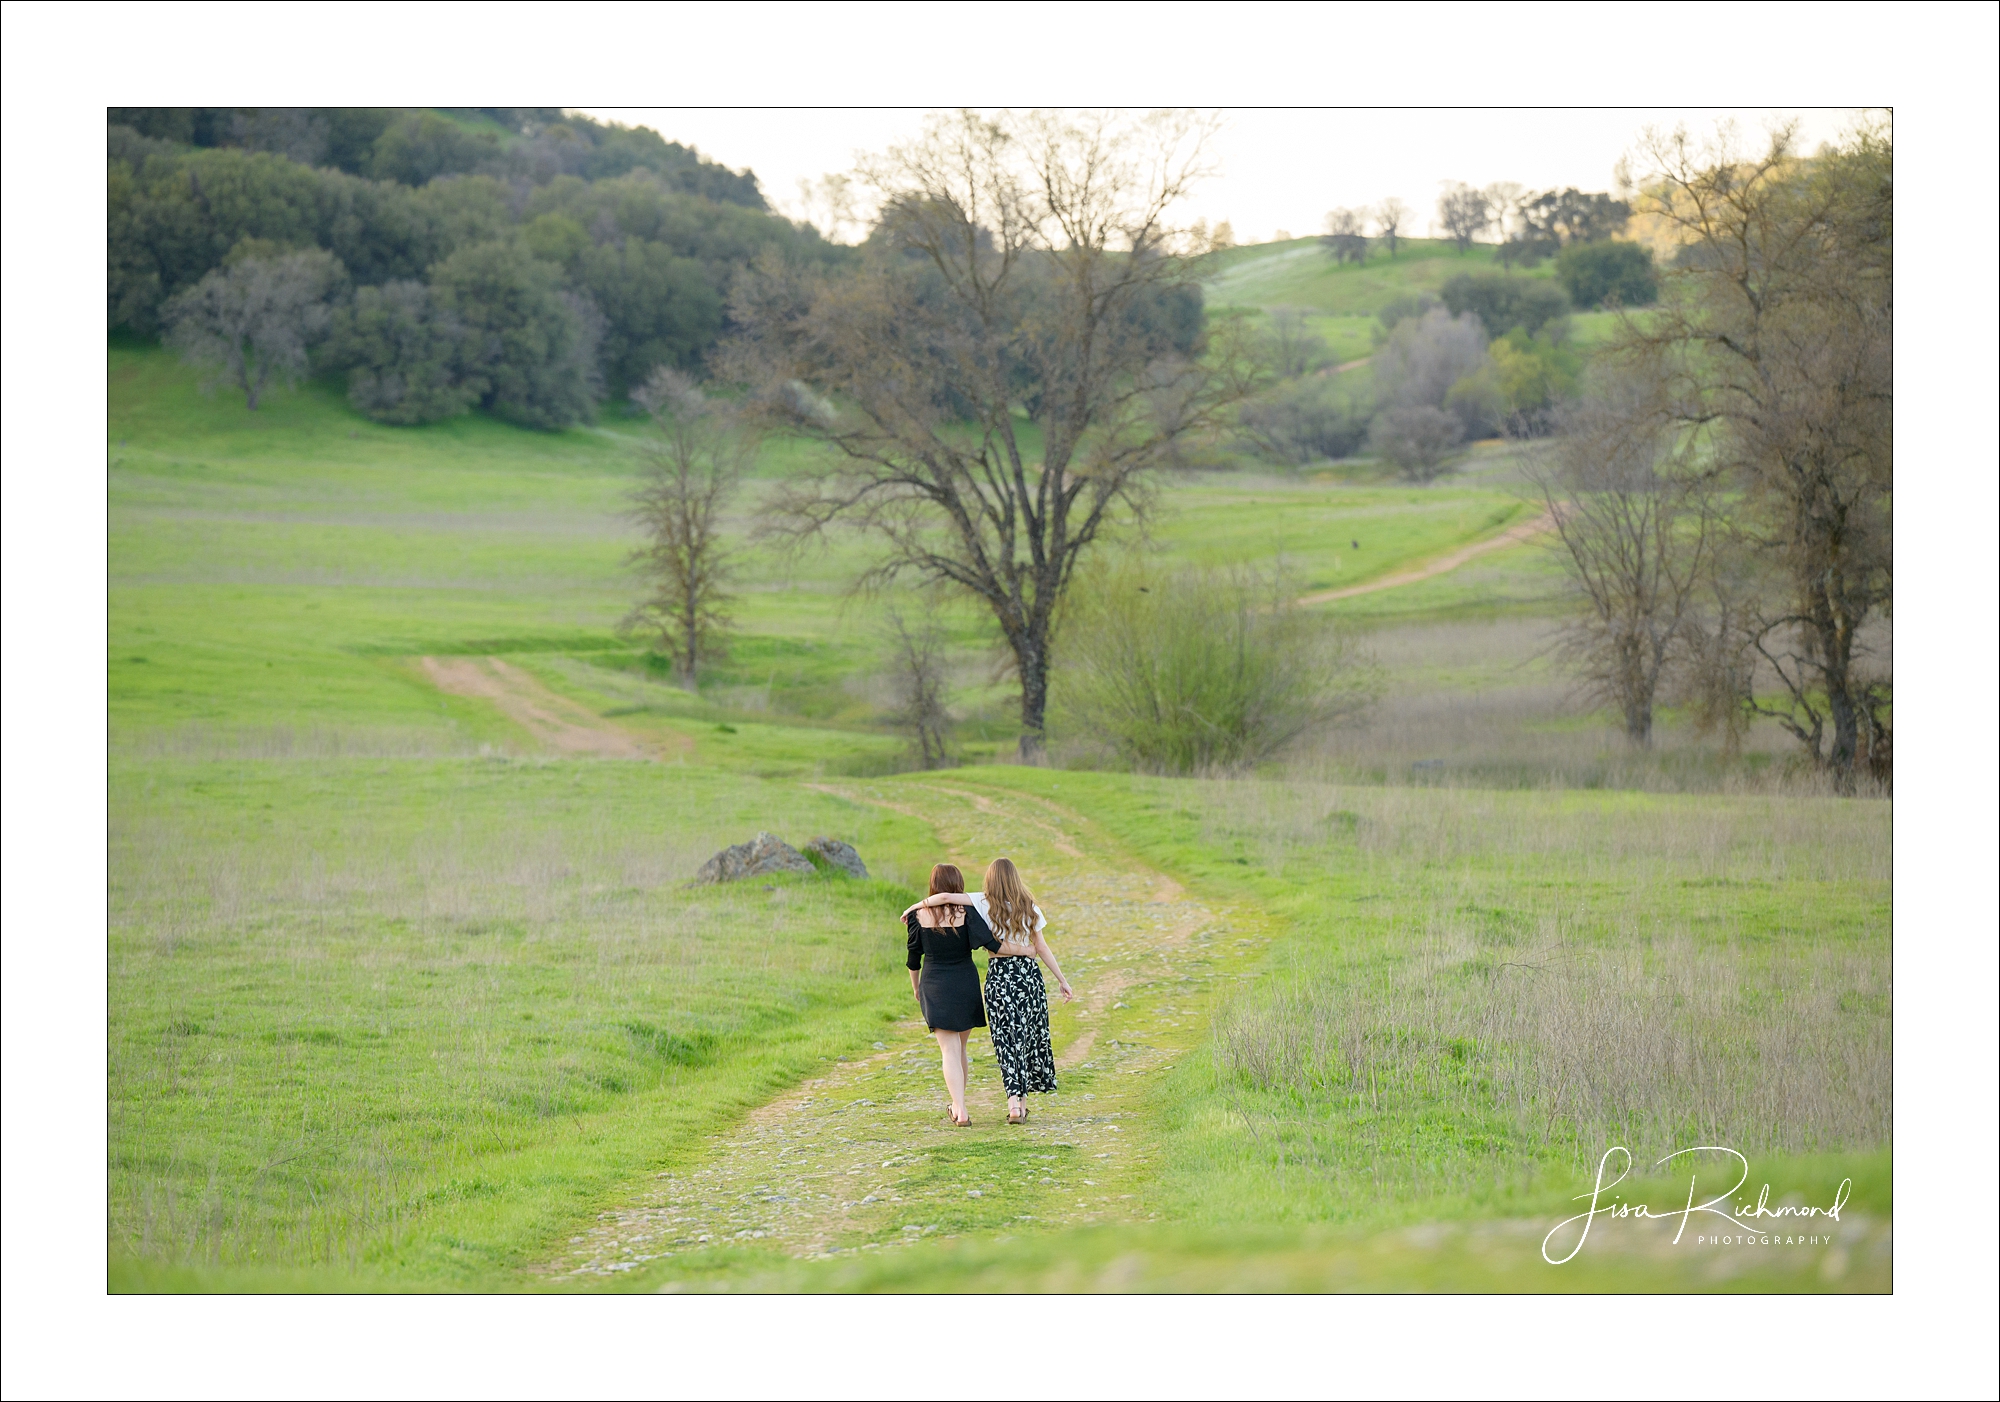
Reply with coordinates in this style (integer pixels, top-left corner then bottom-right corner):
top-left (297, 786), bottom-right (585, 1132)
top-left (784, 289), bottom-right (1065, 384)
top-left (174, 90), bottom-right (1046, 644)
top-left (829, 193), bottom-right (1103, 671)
top-left (1204, 236), bottom-right (1624, 354)
top-left (1205, 236), bottom-right (1547, 314)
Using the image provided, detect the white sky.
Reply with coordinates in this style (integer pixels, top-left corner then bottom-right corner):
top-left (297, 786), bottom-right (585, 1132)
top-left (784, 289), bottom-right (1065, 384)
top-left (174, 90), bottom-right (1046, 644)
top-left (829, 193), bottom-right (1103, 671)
top-left (577, 108), bottom-right (1868, 244)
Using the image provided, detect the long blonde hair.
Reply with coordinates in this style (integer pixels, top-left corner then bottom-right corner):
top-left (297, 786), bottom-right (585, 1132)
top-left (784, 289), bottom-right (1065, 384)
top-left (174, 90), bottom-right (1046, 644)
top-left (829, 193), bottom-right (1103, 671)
top-left (982, 857), bottom-right (1037, 941)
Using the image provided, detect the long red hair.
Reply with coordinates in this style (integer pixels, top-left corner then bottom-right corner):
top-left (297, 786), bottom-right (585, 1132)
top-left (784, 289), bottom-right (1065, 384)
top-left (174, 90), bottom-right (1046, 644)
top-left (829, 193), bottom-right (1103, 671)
top-left (925, 863), bottom-right (965, 928)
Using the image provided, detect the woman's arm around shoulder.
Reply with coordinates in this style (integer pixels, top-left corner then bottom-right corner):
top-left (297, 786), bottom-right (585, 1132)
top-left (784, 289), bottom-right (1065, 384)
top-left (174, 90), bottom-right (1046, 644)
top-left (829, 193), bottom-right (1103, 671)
top-left (900, 892), bottom-right (976, 919)
top-left (962, 903), bottom-right (1001, 954)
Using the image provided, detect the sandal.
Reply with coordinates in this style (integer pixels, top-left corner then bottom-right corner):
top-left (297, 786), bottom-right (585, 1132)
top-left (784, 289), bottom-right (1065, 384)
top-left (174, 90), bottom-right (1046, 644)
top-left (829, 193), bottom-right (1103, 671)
top-left (945, 1109), bottom-right (971, 1127)
top-left (1007, 1100), bottom-right (1026, 1125)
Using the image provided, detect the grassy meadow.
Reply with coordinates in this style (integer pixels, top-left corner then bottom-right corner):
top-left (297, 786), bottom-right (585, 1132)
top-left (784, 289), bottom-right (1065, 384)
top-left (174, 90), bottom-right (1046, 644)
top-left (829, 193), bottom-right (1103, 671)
top-left (106, 238), bottom-right (1889, 1292)
top-left (1204, 234), bottom-right (1626, 366)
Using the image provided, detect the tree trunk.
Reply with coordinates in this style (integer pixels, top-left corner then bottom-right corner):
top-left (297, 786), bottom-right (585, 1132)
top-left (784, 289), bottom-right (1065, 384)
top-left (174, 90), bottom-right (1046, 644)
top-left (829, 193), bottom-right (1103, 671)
top-left (1809, 570), bottom-right (1862, 789)
top-left (680, 597), bottom-right (699, 690)
top-left (1617, 632), bottom-right (1653, 747)
top-left (1825, 667), bottom-right (1860, 792)
top-left (1015, 633), bottom-right (1048, 763)
top-left (1624, 696), bottom-right (1653, 747)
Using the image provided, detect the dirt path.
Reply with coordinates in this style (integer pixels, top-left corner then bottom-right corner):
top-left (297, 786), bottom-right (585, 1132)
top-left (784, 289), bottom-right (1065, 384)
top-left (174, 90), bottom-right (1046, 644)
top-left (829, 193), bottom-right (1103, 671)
top-left (420, 655), bottom-right (687, 759)
top-left (1295, 510), bottom-right (1552, 606)
top-left (546, 778), bottom-right (1262, 1280)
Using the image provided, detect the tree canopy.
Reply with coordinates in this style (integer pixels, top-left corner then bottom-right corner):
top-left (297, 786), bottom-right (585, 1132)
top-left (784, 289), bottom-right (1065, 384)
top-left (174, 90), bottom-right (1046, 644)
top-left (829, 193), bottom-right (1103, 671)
top-left (110, 108), bottom-right (848, 425)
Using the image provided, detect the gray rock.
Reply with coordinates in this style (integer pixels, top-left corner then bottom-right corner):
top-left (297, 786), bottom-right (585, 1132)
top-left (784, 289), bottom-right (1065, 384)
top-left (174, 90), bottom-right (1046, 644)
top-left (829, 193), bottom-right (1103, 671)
top-left (695, 832), bottom-right (815, 884)
top-left (803, 836), bottom-right (868, 879)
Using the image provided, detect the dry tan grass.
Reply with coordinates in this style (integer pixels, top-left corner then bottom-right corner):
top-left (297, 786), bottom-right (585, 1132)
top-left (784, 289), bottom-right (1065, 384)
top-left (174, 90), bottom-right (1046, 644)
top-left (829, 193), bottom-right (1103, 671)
top-left (1279, 614), bottom-right (1886, 796)
top-left (1216, 927), bottom-right (1889, 1162)
top-left (118, 722), bottom-right (506, 761)
top-left (1194, 775), bottom-right (1890, 885)
top-left (1188, 775), bottom-right (1889, 1177)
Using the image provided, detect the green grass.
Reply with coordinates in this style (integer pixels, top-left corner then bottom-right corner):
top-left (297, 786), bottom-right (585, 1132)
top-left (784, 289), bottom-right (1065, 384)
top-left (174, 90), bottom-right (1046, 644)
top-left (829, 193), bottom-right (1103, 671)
top-left (1203, 240), bottom-right (1639, 360)
top-left (1146, 474), bottom-right (1533, 594)
top-left (109, 342), bottom-right (1546, 745)
top-left (106, 336), bottom-right (1888, 1291)
top-left (111, 755), bottom-right (941, 1285)
top-left (608, 766), bottom-right (1889, 1293)
top-left (1205, 237), bottom-right (1559, 317)
top-left (698, 1207), bottom-right (1891, 1291)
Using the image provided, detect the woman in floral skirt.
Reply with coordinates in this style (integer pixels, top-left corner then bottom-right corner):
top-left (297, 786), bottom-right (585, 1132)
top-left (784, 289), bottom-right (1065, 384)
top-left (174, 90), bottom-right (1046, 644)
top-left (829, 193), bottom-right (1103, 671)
top-left (906, 857), bottom-right (1072, 1124)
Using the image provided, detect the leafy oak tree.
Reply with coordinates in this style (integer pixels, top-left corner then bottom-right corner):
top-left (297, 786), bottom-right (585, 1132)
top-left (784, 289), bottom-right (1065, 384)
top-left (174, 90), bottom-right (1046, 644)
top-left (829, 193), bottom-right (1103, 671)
top-left (162, 248), bottom-right (343, 408)
top-left (723, 109), bottom-right (1266, 758)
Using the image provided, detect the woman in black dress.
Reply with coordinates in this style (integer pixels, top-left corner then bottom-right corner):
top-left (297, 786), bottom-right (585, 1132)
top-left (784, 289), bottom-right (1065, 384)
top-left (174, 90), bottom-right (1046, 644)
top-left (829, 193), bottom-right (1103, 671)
top-left (906, 857), bottom-right (1073, 1125)
top-left (905, 863), bottom-right (1000, 1127)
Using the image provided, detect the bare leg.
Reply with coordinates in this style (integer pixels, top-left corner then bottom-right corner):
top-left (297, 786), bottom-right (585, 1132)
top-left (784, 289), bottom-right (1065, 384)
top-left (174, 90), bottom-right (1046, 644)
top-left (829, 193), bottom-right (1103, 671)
top-left (935, 1029), bottom-right (968, 1123)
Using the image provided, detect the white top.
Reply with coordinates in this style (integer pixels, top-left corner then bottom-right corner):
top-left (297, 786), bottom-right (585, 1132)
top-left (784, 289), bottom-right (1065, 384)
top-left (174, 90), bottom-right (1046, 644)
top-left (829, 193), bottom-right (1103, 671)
top-left (969, 892), bottom-right (1045, 941)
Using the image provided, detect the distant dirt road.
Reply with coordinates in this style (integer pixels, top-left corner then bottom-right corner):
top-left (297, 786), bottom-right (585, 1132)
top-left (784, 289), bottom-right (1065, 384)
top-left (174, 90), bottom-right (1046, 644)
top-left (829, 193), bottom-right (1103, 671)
top-left (420, 655), bottom-right (686, 759)
top-left (1296, 511), bottom-right (1552, 606)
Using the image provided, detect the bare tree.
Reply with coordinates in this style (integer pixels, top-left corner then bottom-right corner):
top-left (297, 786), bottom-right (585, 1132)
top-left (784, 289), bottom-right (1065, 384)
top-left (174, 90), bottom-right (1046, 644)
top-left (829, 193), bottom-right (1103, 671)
top-left (724, 109), bottom-right (1265, 758)
top-left (1320, 207), bottom-right (1368, 264)
top-left (621, 367), bottom-right (758, 685)
top-left (1484, 182), bottom-right (1526, 238)
top-left (1263, 306), bottom-right (1328, 379)
top-left (1370, 405), bottom-right (1462, 482)
top-left (1435, 183), bottom-right (1493, 253)
top-left (1373, 197), bottom-right (1410, 257)
top-left (1372, 306), bottom-right (1488, 413)
top-left (883, 607), bottom-right (954, 768)
top-left (1674, 550), bottom-right (1763, 755)
top-left (1618, 120), bottom-right (1892, 786)
top-left (1529, 368), bottom-right (1723, 746)
top-left (163, 250), bottom-right (342, 409)
top-left (1367, 305), bottom-right (1489, 480)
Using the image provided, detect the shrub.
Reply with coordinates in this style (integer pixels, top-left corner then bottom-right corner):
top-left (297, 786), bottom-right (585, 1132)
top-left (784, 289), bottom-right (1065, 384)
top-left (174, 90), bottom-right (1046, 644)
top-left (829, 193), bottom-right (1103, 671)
top-left (1440, 271), bottom-right (1571, 338)
top-left (1443, 365), bottom-right (1506, 440)
top-left (1054, 563), bottom-right (1378, 772)
top-left (430, 241), bottom-right (602, 429)
top-left (1372, 306), bottom-right (1488, 411)
top-left (1369, 404), bottom-right (1464, 480)
top-left (1554, 239), bottom-right (1658, 309)
top-left (579, 239), bottom-right (725, 394)
top-left (1487, 327), bottom-right (1582, 431)
top-left (368, 111), bottom-right (497, 186)
top-left (1375, 292), bottom-right (1438, 334)
top-left (328, 281), bottom-right (478, 424)
top-left (1237, 372), bottom-right (1373, 465)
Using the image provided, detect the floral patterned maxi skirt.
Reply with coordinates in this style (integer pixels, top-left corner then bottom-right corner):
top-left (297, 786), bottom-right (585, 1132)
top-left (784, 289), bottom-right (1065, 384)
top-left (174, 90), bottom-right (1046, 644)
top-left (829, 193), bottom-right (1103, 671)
top-left (983, 956), bottom-right (1057, 1097)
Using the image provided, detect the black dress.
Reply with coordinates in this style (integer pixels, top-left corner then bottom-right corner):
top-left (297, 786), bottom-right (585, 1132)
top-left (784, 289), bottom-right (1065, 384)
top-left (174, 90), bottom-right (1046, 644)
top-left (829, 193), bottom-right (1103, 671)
top-left (906, 906), bottom-right (999, 1032)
